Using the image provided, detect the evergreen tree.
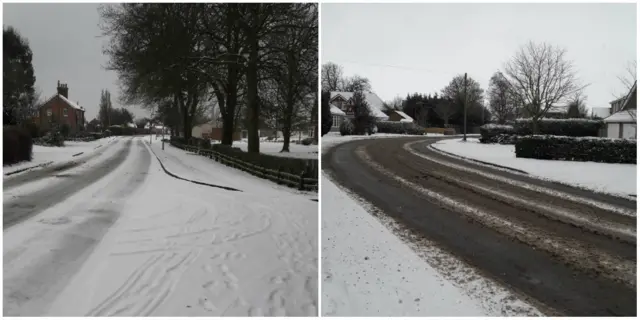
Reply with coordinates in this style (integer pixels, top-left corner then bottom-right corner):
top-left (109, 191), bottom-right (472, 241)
top-left (3, 26), bottom-right (36, 125)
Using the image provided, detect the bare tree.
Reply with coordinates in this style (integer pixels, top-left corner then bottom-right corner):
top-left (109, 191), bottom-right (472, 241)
top-left (487, 71), bottom-right (517, 124)
top-left (322, 62), bottom-right (344, 92)
top-left (566, 92), bottom-right (588, 118)
top-left (434, 100), bottom-right (456, 127)
top-left (385, 95), bottom-right (404, 110)
top-left (343, 75), bottom-right (372, 92)
top-left (613, 60), bottom-right (637, 123)
top-left (503, 41), bottom-right (586, 133)
top-left (617, 60), bottom-right (637, 96)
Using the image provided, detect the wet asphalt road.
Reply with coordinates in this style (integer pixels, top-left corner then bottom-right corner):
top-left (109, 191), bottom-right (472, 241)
top-left (324, 137), bottom-right (636, 316)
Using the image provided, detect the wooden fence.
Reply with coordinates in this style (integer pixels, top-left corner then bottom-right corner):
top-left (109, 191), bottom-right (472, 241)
top-left (172, 142), bottom-right (318, 192)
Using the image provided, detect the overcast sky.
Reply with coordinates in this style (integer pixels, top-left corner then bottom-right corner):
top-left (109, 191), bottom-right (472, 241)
top-left (322, 3), bottom-right (637, 111)
top-left (4, 3), bottom-right (147, 120)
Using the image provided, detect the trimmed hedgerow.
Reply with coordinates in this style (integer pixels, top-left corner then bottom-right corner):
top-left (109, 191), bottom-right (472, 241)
top-left (514, 118), bottom-right (603, 137)
top-left (479, 124), bottom-right (515, 143)
top-left (515, 135), bottom-right (636, 164)
top-left (209, 143), bottom-right (318, 179)
top-left (4, 126), bottom-right (33, 166)
top-left (376, 121), bottom-right (425, 135)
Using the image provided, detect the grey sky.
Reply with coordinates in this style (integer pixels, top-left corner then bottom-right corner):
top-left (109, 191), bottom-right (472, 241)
top-left (322, 3), bottom-right (637, 111)
top-left (3, 3), bottom-right (147, 120)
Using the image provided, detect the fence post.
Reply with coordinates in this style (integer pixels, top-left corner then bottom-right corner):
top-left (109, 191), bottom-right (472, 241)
top-left (299, 169), bottom-right (305, 191)
top-left (276, 166), bottom-right (282, 185)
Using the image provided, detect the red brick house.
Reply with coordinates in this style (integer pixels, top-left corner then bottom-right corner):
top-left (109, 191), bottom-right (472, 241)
top-left (38, 81), bottom-right (86, 134)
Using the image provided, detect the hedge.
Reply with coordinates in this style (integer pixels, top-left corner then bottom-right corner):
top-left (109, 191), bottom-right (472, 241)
top-left (515, 135), bottom-right (636, 164)
top-left (514, 118), bottom-right (603, 137)
top-left (4, 126), bottom-right (33, 166)
top-left (425, 127), bottom-right (457, 135)
top-left (170, 136), bottom-right (318, 179)
top-left (479, 124), bottom-right (515, 143)
top-left (376, 121), bottom-right (425, 135)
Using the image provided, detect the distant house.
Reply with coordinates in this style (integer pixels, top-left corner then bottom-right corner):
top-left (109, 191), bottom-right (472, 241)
top-left (386, 109), bottom-right (414, 123)
top-left (546, 103), bottom-right (569, 119)
top-left (329, 91), bottom-right (389, 131)
top-left (38, 81), bottom-right (86, 134)
top-left (330, 103), bottom-right (346, 131)
top-left (604, 81), bottom-right (637, 139)
top-left (192, 122), bottom-right (241, 141)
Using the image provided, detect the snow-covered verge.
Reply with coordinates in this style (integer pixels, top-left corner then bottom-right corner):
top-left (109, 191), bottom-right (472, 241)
top-left (321, 174), bottom-right (539, 316)
top-left (3, 136), bottom-right (118, 175)
top-left (149, 140), bottom-right (316, 196)
top-left (4, 137), bottom-right (318, 316)
top-left (431, 138), bottom-right (637, 197)
top-left (231, 140), bottom-right (318, 159)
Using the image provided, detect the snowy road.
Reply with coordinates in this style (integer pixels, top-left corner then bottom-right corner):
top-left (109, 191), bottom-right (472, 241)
top-left (324, 137), bottom-right (636, 316)
top-left (4, 137), bottom-right (317, 317)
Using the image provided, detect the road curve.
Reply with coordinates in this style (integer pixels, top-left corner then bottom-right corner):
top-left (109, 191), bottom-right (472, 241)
top-left (324, 137), bottom-right (636, 316)
top-left (3, 138), bottom-right (135, 229)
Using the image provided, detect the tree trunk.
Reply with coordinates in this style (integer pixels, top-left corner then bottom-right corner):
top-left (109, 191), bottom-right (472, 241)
top-left (531, 117), bottom-right (540, 134)
top-left (281, 102), bottom-right (294, 152)
top-left (246, 30), bottom-right (260, 153)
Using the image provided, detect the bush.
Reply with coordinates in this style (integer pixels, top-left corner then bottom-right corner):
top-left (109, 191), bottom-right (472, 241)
top-left (36, 128), bottom-right (65, 147)
top-left (479, 124), bottom-right (515, 143)
top-left (514, 118), bottom-right (603, 137)
top-left (515, 135), bottom-right (636, 164)
top-left (301, 137), bottom-right (313, 145)
top-left (339, 120), bottom-right (355, 136)
top-left (23, 122), bottom-right (41, 138)
top-left (4, 126), bottom-right (33, 166)
top-left (60, 124), bottom-right (70, 138)
top-left (376, 121), bottom-right (425, 135)
top-left (210, 143), bottom-right (318, 179)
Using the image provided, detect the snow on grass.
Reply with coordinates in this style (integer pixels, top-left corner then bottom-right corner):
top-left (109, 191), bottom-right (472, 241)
top-left (321, 173), bottom-right (539, 316)
top-left (5, 137), bottom-right (318, 316)
top-left (430, 138), bottom-right (637, 197)
top-left (230, 140), bottom-right (318, 159)
top-left (148, 139), bottom-right (315, 196)
top-left (3, 136), bottom-right (118, 175)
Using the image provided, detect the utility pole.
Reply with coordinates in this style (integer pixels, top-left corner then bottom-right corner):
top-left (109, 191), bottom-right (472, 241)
top-left (463, 73), bottom-right (468, 142)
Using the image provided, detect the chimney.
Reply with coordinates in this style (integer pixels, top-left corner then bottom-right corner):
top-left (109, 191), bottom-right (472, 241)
top-left (57, 81), bottom-right (69, 99)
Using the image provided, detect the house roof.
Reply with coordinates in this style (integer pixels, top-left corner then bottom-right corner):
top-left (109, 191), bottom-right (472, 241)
top-left (330, 104), bottom-right (346, 116)
top-left (330, 91), bottom-right (389, 119)
top-left (604, 109), bottom-right (636, 123)
top-left (394, 110), bottom-right (414, 122)
top-left (42, 93), bottom-right (85, 111)
top-left (548, 103), bottom-right (568, 114)
top-left (610, 81), bottom-right (637, 107)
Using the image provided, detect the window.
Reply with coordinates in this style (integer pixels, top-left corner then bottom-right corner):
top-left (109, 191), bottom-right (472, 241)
top-left (46, 109), bottom-right (52, 116)
top-left (63, 108), bottom-right (68, 117)
top-left (332, 115), bottom-right (341, 127)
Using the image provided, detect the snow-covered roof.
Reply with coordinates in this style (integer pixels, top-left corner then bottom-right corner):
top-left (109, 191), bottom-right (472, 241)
top-left (58, 94), bottom-right (84, 111)
top-left (548, 103), bottom-right (568, 114)
top-left (41, 94), bottom-right (84, 111)
top-left (126, 122), bottom-right (136, 128)
top-left (395, 110), bottom-right (414, 123)
top-left (604, 109), bottom-right (636, 123)
top-left (330, 91), bottom-right (389, 119)
top-left (330, 104), bottom-right (345, 116)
